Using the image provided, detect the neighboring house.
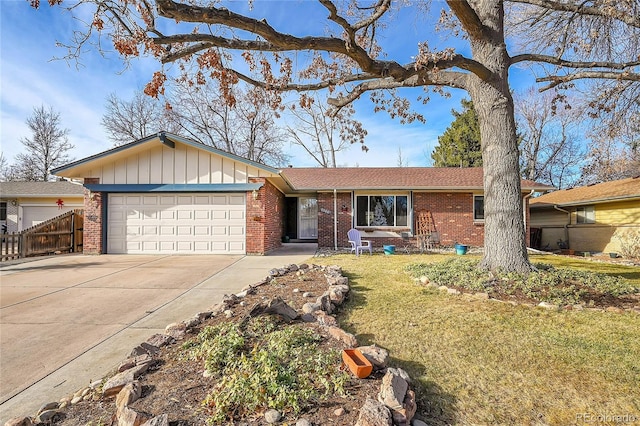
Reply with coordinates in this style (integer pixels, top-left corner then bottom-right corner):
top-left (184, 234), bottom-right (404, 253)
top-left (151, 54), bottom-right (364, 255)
top-left (0, 181), bottom-right (84, 233)
top-left (529, 177), bottom-right (640, 253)
top-left (52, 132), bottom-right (550, 255)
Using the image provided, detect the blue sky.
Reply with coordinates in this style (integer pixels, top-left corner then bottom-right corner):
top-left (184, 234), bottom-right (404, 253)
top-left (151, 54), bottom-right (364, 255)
top-left (0, 1), bottom-right (535, 168)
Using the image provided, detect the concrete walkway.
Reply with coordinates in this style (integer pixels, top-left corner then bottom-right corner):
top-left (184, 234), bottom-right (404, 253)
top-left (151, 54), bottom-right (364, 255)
top-left (0, 244), bottom-right (317, 422)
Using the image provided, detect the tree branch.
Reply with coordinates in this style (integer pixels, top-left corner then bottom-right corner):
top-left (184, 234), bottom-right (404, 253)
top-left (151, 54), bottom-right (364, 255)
top-left (446, 0), bottom-right (487, 39)
top-left (508, 0), bottom-right (640, 28)
top-left (538, 71), bottom-right (640, 91)
top-left (327, 71), bottom-right (469, 107)
top-left (511, 53), bottom-right (640, 70)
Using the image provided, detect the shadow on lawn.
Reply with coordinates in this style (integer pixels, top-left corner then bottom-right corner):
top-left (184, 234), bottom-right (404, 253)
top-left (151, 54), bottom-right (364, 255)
top-left (394, 358), bottom-right (458, 426)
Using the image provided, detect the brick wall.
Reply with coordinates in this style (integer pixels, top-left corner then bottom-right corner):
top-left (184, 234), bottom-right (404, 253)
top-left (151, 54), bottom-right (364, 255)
top-left (413, 192), bottom-right (484, 246)
top-left (83, 178), bottom-right (103, 254)
top-left (318, 192), bottom-right (353, 249)
top-left (247, 178), bottom-right (285, 254)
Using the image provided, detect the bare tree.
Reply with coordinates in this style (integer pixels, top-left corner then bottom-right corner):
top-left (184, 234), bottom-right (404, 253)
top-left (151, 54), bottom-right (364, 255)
top-left (169, 80), bottom-right (289, 166)
top-left (396, 147), bottom-right (409, 167)
top-left (579, 136), bottom-right (640, 185)
top-left (101, 91), bottom-right (180, 146)
top-left (286, 94), bottom-right (365, 168)
top-left (37, 0), bottom-right (640, 272)
top-left (13, 105), bottom-right (74, 181)
top-left (515, 89), bottom-right (585, 189)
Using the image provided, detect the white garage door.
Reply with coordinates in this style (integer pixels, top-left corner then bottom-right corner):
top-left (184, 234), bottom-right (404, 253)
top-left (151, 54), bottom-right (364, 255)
top-left (21, 206), bottom-right (77, 230)
top-left (107, 193), bottom-right (246, 254)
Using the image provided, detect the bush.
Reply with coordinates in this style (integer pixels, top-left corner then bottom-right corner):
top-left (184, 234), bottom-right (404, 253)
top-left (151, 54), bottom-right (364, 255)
top-left (613, 228), bottom-right (640, 259)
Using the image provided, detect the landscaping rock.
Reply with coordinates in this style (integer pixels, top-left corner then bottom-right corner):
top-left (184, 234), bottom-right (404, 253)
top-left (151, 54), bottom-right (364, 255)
top-left (357, 345), bottom-right (389, 370)
top-left (328, 326), bottom-right (358, 347)
top-left (412, 420), bottom-right (428, 426)
top-left (302, 291), bottom-right (313, 298)
top-left (115, 381), bottom-right (142, 412)
top-left (538, 302), bottom-right (559, 310)
top-left (302, 302), bottom-right (321, 314)
top-left (295, 419), bottom-right (312, 426)
top-left (447, 288), bottom-right (461, 295)
top-left (165, 322), bottom-right (188, 339)
top-left (118, 353), bottom-right (153, 373)
top-left (103, 370), bottom-right (136, 398)
top-left (36, 402), bottom-right (58, 415)
top-left (129, 342), bottom-right (159, 357)
top-left (438, 285), bottom-right (449, 292)
top-left (264, 409), bottom-right (282, 424)
top-left (355, 397), bottom-right (393, 426)
top-left (3, 417), bottom-right (33, 426)
top-left (392, 389), bottom-right (417, 426)
top-left (419, 276), bottom-right (429, 284)
top-left (317, 293), bottom-right (334, 314)
top-left (334, 407), bottom-right (346, 416)
top-left (35, 410), bottom-right (60, 424)
top-left (117, 406), bottom-right (149, 426)
top-left (141, 414), bottom-right (169, 426)
top-left (605, 306), bottom-right (625, 314)
top-left (312, 310), bottom-right (338, 327)
top-left (378, 368), bottom-right (409, 410)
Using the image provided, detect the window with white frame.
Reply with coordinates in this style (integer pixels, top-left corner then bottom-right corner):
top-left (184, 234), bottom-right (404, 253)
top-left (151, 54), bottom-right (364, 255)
top-left (576, 205), bottom-right (595, 224)
top-left (473, 195), bottom-right (484, 221)
top-left (356, 195), bottom-right (408, 227)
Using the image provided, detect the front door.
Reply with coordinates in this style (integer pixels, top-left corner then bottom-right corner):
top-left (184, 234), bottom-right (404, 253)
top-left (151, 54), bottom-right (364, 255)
top-left (298, 197), bottom-right (318, 239)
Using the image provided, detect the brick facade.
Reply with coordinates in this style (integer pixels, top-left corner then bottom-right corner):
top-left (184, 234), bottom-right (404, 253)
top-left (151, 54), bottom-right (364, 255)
top-left (83, 178), bottom-right (103, 254)
top-left (246, 178), bottom-right (285, 254)
top-left (413, 192), bottom-right (484, 246)
top-left (315, 191), bottom-right (535, 250)
top-left (318, 192), bottom-right (353, 249)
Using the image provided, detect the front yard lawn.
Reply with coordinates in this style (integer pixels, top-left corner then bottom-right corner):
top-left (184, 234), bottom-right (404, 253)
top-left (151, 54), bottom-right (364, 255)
top-left (314, 253), bottom-right (640, 425)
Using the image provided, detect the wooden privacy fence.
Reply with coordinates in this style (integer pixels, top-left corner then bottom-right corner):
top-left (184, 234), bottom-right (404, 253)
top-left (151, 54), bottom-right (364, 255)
top-left (1, 209), bottom-right (84, 262)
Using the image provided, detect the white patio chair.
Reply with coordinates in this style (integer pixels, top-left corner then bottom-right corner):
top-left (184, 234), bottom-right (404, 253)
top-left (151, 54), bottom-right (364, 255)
top-left (347, 228), bottom-right (372, 256)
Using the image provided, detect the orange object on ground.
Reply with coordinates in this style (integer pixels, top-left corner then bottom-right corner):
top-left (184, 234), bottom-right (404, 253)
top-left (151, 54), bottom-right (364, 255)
top-left (342, 349), bottom-right (373, 378)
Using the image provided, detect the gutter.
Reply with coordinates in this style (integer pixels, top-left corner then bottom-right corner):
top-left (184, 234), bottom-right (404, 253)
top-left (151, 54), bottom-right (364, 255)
top-left (553, 204), bottom-right (571, 248)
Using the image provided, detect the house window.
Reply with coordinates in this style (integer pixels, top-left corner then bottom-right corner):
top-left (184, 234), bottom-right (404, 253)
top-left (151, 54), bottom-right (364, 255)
top-left (473, 195), bottom-right (484, 221)
top-left (576, 205), bottom-right (595, 224)
top-left (0, 202), bottom-right (6, 221)
top-left (356, 195), bottom-right (408, 227)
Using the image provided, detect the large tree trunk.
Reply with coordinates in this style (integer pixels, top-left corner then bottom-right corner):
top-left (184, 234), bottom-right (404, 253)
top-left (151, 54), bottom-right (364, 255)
top-left (468, 0), bottom-right (532, 272)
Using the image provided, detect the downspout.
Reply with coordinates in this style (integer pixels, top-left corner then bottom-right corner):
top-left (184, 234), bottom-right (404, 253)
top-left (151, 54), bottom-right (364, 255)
top-left (333, 189), bottom-right (338, 251)
top-left (553, 204), bottom-right (571, 248)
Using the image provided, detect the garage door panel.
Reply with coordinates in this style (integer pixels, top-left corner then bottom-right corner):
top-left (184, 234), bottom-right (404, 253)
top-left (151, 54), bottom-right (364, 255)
top-left (194, 210), bottom-right (209, 220)
top-left (108, 193), bottom-right (246, 254)
top-left (229, 210), bottom-right (245, 220)
top-left (229, 226), bottom-right (245, 236)
top-left (160, 226), bottom-right (175, 235)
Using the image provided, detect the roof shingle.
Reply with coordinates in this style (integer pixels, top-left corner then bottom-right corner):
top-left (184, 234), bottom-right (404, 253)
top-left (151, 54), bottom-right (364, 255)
top-left (529, 177), bottom-right (640, 207)
top-left (0, 181), bottom-right (85, 197)
top-left (280, 167), bottom-right (550, 191)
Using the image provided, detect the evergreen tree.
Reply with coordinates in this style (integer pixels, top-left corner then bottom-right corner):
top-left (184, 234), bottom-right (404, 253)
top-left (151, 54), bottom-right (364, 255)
top-left (431, 99), bottom-right (482, 167)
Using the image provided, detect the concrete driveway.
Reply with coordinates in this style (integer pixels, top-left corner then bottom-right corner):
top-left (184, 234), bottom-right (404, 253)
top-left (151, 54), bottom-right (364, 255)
top-left (0, 245), bottom-right (316, 422)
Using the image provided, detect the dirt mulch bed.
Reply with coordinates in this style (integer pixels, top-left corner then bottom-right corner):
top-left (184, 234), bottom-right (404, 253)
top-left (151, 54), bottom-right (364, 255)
top-left (54, 265), bottom-right (382, 425)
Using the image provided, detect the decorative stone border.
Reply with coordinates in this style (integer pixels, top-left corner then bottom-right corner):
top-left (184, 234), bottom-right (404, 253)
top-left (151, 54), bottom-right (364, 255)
top-left (6, 264), bottom-right (421, 426)
top-left (415, 275), bottom-right (640, 315)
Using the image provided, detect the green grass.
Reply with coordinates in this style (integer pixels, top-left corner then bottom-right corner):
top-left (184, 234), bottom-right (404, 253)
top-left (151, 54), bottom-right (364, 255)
top-left (314, 253), bottom-right (640, 425)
